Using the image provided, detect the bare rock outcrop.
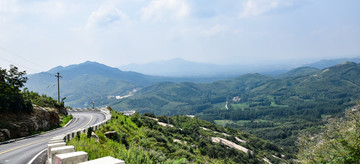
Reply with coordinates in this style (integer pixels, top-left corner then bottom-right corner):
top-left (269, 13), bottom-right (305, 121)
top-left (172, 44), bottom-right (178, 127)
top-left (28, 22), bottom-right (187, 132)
top-left (91, 132), bottom-right (100, 143)
top-left (104, 131), bottom-right (117, 140)
top-left (56, 106), bottom-right (68, 116)
top-left (0, 129), bottom-right (10, 141)
top-left (0, 106), bottom-right (60, 142)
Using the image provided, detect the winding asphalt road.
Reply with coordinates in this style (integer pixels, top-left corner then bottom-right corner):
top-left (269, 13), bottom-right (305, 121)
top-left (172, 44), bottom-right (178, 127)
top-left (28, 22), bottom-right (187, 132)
top-left (0, 110), bottom-right (105, 164)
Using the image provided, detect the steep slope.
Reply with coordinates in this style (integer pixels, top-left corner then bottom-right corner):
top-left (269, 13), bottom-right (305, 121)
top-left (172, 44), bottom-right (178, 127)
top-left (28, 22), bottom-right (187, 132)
top-left (110, 62), bottom-right (360, 151)
top-left (297, 108), bottom-right (360, 163)
top-left (68, 111), bottom-right (293, 163)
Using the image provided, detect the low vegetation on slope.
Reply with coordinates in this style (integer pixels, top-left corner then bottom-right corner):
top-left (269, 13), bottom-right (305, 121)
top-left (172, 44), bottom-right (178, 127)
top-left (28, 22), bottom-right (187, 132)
top-left (297, 108), bottom-right (360, 163)
top-left (69, 111), bottom-right (292, 163)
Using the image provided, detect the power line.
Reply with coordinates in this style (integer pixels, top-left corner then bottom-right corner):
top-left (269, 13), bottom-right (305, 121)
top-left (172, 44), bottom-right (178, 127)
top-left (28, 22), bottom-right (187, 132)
top-left (0, 47), bottom-right (57, 77)
top-left (0, 56), bottom-right (40, 73)
top-left (0, 46), bottom-right (46, 70)
top-left (0, 55), bottom-right (55, 78)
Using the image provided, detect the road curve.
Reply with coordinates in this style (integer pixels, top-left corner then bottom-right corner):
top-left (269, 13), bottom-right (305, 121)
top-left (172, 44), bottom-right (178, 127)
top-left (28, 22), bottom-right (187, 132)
top-left (0, 111), bottom-right (105, 164)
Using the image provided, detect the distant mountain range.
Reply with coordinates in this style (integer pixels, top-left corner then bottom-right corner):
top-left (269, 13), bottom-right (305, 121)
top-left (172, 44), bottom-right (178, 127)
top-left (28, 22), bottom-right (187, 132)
top-left (304, 57), bottom-right (360, 69)
top-left (25, 57), bottom-right (360, 108)
top-left (119, 57), bottom-right (360, 77)
top-left (119, 58), bottom-right (227, 77)
top-left (119, 58), bottom-right (295, 77)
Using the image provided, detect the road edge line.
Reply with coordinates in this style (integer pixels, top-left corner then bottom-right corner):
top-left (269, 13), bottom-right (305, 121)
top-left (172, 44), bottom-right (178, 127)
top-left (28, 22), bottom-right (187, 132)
top-left (63, 117), bottom-right (77, 127)
top-left (27, 148), bottom-right (46, 164)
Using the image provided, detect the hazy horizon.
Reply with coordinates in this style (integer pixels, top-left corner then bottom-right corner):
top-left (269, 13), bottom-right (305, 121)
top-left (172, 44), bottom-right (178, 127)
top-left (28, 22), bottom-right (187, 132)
top-left (1, 0), bottom-right (360, 74)
top-left (18, 56), bottom-right (360, 77)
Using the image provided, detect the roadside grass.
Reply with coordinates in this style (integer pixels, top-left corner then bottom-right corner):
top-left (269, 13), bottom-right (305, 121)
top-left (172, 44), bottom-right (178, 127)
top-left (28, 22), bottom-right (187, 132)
top-left (60, 115), bottom-right (73, 127)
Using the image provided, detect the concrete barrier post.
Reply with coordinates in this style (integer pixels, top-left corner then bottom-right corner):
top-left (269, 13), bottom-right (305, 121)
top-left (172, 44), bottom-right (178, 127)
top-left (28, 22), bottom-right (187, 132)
top-left (78, 156), bottom-right (125, 164)
top-left (54, 151), bottom-right (88, 164)
top-left (48, 143), bottom-right (66, 159)
top-left (50, 146), bottom-right (75, 163)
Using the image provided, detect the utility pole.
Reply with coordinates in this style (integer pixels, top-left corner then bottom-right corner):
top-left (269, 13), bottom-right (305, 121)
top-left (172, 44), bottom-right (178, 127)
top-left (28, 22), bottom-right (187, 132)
top-left (55, 72), bottom-right (62, 103)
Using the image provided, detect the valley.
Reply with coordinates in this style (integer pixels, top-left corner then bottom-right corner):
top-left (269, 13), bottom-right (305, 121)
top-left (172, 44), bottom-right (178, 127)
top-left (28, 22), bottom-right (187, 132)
top-left (2, 1), bottom-right (359, 163)
top-left (23, 60), bottom-right (360, 161)
top-left (109, 62), bottom-right (360, 152)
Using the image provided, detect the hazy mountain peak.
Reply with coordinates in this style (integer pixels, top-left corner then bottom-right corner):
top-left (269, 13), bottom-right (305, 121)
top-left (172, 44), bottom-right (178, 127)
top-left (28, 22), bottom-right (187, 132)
top-left (47, 66), bottom-right (64, 73)
top-left (118, 58), bottom-right (248, 77)
top-left (304, 57), bottom-right (360, 69)
top-left (159, 58), bottom-right (188, 63)
top-left (46, 61), bottom-right (109, 74)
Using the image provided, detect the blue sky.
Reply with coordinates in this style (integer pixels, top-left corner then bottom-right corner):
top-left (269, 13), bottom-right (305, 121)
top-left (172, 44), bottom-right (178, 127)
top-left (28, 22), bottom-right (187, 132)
top-left (0, 0), bottom-right (359, 73)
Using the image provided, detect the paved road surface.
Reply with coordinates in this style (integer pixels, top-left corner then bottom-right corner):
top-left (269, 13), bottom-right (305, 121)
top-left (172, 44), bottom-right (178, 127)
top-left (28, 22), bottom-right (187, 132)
top-left (0, 111), bottom-right (105, 164)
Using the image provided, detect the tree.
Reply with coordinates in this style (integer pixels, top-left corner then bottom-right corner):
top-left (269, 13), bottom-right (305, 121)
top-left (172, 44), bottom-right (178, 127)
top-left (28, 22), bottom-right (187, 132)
top-left (5, 65), bottom-right (27, 91)
top-left (0, 65), bottom-right (32, 112)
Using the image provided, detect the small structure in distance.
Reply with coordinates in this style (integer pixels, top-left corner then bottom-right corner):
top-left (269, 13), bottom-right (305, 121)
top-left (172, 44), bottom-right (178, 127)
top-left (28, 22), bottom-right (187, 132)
top-left (122, 110), bottom-right (136, 116)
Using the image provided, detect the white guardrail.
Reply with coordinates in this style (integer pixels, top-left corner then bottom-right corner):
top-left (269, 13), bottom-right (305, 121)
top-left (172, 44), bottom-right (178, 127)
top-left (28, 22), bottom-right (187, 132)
top-left (45, 108), bottom-right (125, 164)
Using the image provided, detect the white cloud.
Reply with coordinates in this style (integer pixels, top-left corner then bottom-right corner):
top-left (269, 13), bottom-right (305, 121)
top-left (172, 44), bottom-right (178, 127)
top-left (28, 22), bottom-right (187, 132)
top-left (86, 5), bottom-right (128, 29)
top-left (0, 0), bottom-right (18, 14)
top-left (0, 0), bottom-right (18, 23)
top-left (200, 24), bottom-right (227, 36)
top-left (239, 0), bottom-right (292, 18)
top-left (141, 0), bottom-right (189, 21)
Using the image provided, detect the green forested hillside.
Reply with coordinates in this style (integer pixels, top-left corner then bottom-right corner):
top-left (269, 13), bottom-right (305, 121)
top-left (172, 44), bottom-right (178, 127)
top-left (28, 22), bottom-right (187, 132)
top-left (26, 61), bottom-right (150, 108)
top-left (26, 61), bottom-right (228, 108)
top-left (69, 111), bottom-right (293, 163)
top-left (110, 62), bottom-right (360, 152)
top-left (274, 67), bottom-right (319, 78)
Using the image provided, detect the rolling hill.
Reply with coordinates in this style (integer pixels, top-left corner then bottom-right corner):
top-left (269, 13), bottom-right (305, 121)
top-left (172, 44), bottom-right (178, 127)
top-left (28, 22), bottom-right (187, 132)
top-left (25, 61), bottom-right (231, 107)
